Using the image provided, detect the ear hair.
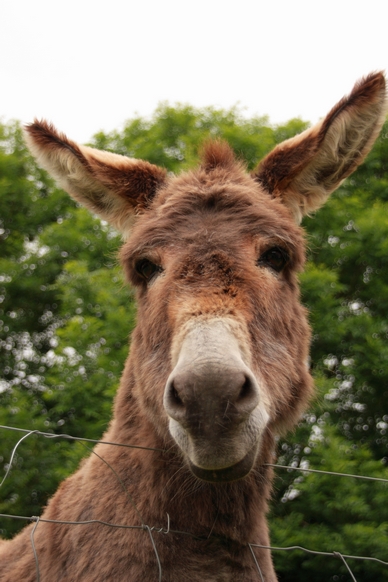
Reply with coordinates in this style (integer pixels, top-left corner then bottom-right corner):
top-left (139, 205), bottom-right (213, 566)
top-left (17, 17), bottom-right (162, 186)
top-left (253, 72), bottom-right (387, 222)
top-left (24, 120), bottom-right (167, 236)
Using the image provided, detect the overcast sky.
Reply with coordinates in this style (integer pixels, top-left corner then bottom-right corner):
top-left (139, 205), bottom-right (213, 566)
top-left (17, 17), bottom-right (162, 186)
top-left (2, 0), bottom-right (387, 144)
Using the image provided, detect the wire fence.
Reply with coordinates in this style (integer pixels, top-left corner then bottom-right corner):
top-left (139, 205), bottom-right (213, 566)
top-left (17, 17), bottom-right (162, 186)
top-left (1, 423), bottom-right (387, 582)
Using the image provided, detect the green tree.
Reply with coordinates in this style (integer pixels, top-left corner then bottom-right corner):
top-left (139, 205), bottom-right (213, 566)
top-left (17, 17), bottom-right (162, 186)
top-left (270, 419), bottom-right (388, 580)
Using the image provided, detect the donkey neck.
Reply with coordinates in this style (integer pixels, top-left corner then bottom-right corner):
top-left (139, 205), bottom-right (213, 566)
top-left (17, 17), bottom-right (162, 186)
top-left (106, 369), bottom-right (274, 545)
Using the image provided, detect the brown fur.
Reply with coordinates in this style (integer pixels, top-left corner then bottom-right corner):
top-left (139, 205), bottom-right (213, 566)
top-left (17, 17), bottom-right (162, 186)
top-left (1, 73), bottom-right (387, 581)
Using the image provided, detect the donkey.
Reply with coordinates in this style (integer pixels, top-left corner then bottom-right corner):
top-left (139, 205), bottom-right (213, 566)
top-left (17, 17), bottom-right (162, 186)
top-left (0, 73), bottom-right (386, 581)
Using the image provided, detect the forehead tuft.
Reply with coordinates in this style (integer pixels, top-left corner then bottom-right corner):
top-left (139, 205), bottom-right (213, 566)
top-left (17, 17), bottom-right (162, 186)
top-left (200, 140), bottom-right (240, 172)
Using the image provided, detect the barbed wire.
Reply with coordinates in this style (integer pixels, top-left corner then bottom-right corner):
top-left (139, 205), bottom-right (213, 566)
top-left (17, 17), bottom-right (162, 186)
top-left (1, 423), bottom-right (387, 581)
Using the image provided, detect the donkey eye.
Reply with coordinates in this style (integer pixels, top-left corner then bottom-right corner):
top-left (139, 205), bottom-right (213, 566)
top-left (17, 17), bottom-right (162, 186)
top-left (258, 247), bottom-right (289, 273)
top-left (135, 259), bottom-right (161, 282)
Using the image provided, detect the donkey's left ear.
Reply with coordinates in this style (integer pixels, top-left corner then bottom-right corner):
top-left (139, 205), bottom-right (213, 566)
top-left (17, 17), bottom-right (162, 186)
top-left (24, 120), bottom-right (167, 236)
top-left (254, 72), bottom-right (388, 223)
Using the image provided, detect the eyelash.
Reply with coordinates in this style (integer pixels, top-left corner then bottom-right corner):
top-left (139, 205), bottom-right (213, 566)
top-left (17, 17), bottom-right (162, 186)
top-left (135, 258), bottom-right (162, 283)
top-left (257, 246), bottom-right (289, 273)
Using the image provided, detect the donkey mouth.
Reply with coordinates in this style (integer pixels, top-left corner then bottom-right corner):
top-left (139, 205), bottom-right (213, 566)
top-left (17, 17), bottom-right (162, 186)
top-left (188, 447), bottom-right (256, 483)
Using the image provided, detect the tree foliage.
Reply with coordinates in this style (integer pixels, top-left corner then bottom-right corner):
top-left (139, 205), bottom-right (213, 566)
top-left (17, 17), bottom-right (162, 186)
top-left (0, 107), bottom-right (387, 580)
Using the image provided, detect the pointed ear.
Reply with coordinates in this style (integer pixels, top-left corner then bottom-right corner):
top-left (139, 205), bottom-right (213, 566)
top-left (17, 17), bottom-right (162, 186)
top-left (24, 120), bottom-right (167, 236)
top-left (253, 72), bottom-right (388, 223)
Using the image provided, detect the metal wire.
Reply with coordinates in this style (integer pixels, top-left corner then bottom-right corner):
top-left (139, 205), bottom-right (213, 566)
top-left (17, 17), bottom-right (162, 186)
top-left (249, 543), bottom-right (388, 567)
top-left (143, 525), bottom-right (162, 582)
top-left (267, 463), bottom-right (388, 483)
top-left (30, 517), bottom-right (41, 582)
top-left (0, 430), bottom-right (39, 488)
top-left (248, 544), bottom-right (265, 582)
top-left (1, 513), bottom-right (388, 580)
top-left (333, 551), bottom-right (357, 582)
top-left (1, 423), bottom-right (387, 580)
top-left (0, 424), bottom-right (163, 452)
top-left (85, 445), bottom-right (145, 525)
top-left (1, 424), bottom-right (386, 483)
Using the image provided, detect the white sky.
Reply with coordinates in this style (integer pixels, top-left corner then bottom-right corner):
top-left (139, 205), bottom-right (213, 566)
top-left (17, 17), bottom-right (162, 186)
top-left (2, 0), bottom-right (387, 144)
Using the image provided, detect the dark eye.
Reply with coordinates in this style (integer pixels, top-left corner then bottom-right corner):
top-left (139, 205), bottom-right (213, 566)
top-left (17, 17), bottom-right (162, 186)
top-left (135, 258), bottom-right (161, 282)
top-left (258, 246), bottom-right (289, 273)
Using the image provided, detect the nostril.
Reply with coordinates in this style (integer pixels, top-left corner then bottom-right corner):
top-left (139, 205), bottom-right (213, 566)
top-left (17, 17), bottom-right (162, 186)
top-left (171, 384), bottom-right (184, 408)
top-left (238, 378), bottom-right (251, 401)
top-left (164, 378), bottom-right (186, 419)
top-left (236, 374), bottom-right (259, 412)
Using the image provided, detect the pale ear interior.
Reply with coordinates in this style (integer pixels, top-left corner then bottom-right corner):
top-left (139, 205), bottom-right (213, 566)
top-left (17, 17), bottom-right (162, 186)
top-left (24, 121), bottom-right (167, 236)
top-left (254, 72), bottom-right (388, 223)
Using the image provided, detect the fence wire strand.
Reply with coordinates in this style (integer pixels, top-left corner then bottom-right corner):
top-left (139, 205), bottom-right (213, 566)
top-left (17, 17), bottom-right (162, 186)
top-left (334, 552), bottom-right (357, 582)
top-left (0, 424), bottom-right (163, 452)
top-left (86, 444), bottom-right (145, 525)
top-left (0, 429), bottom-right (39, 488)
top-left (248, 544), bottom-right (265, 582)
top-left (1, 423), bottom-right (387, 581)
top-left (2, 424), bottom-right (386, 483)
top-left (30, 516), bottom-right (41, 582)
top-left (267, 463), bottom-right (388, 483)
top-left (249, 543), bottom-right (388, 567)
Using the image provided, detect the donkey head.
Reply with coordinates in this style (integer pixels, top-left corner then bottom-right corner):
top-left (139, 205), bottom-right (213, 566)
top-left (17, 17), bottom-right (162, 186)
top-left (25, 73), bottom-right (387, 482)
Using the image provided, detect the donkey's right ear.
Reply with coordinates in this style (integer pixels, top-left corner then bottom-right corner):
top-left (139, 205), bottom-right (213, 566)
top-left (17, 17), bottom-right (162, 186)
top-left (253, 72), bottom-right (387, 224)
top-left (24, 120), bottom-right (167, 236)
